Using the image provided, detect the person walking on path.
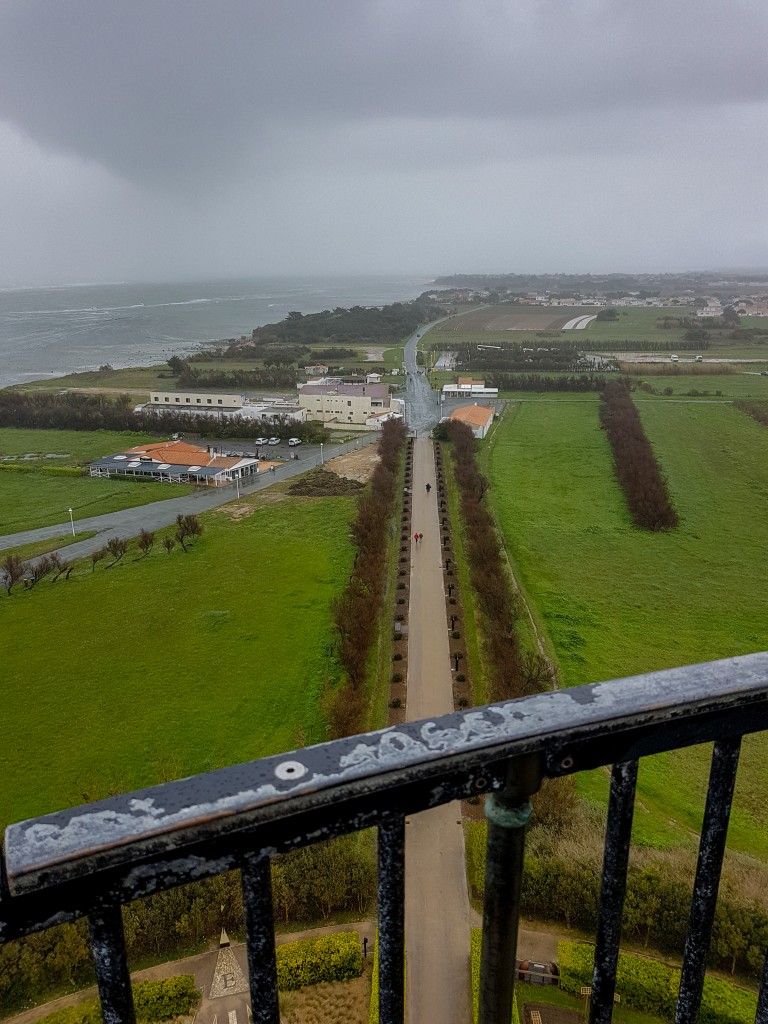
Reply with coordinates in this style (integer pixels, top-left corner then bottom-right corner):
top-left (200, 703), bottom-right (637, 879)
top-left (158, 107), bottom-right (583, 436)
top-left (425, 482), bottom-right (431, 493)
top-left (414, 532), bottom-right (419, 544)
top-left (404, 436), bottom-right (471, 1024)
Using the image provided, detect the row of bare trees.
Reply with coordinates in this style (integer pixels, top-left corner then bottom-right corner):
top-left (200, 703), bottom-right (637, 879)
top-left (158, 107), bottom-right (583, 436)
top-left (2, 516), bottom-right (203, 596)
top-left (442, 420), bottom-right (538, 702)
top-left (331, 418), bottom-right (407, 736)
top-left (599, 381), bottom-right (679, 531)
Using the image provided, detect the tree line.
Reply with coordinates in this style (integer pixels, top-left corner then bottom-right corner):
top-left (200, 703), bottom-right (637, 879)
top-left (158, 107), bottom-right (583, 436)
top-left (584, 338), bottom-right (710, 352)
top-left (486, 372), bottom-right (607, 392)
top-left (0, 834), bottom-right (375, 1014)
top-left (175, 362), bottom-right (299, 390)
top-left (449, 341), bottom-right (583, 373)
top-left (438, 420), bottom-right (545, 702)
top-left (466, 826), bottom-right (768, 981)
top-left (599, 382), bottom-right (679, 531)
top-left (0, 391), bottom-right (327, 442)
top-left (330, 418), bottom-right (407, 737)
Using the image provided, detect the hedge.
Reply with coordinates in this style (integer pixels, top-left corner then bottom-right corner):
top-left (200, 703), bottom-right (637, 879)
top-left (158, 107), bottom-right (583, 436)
top-left (471, 929), bottom-right (520, 1024)
top-left (557, 942), bottom-right (758, 1024)
top-left (276, 932), bottom-right (362, 991)
top-left (36, 976), bottom-right (199, 1024)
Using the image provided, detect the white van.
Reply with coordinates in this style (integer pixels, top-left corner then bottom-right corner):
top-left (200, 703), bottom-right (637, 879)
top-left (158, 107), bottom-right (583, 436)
top-left (670, 354), bottom-right (679, 362)
top-left (288, 437), bottom-right (302, 446)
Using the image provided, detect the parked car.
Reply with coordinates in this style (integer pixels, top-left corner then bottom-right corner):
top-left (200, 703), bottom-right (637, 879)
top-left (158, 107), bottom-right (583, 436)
top-left (670, 354), bottom-right (679, 362)
top-left (268, 437), bottom-right (281, 445)
top-left (288, 437), bottom-right (302, 446)
top-left (254, 437), bottom-right (269, 446)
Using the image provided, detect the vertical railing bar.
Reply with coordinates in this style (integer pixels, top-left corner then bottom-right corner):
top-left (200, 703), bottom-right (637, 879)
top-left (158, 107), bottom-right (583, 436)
top-left (479, 754), bottom-right (543, 1024)
top-left (241, 850), bottom-right (280, 1024)
top-left (757, 949), bottom-right (768, 1024)
top-left (378, 816), bottom-right (406, 1024)
top-left (676, 735), bottom-right (742, 1024)
top-left (589, 759), bottom-right (638, 1024)
top-left (88, 904), bottom-right (136, 1024)
top-left (756, 948), bottom-right (768, 1024)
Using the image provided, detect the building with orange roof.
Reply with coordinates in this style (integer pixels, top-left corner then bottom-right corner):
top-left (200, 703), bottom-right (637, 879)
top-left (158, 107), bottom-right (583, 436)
top-left (448, 405), bottom-right (495, 439)
top-left (88, 440), bottom-right (262, 486)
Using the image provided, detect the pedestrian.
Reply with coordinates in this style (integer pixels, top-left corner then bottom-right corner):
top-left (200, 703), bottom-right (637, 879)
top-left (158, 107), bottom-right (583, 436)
top-left (414, 532), bottom-right (419, 544)
top-left (418, 532), bottom-right (423, 542)
top-left (425, 482), bottom-right (431, 493)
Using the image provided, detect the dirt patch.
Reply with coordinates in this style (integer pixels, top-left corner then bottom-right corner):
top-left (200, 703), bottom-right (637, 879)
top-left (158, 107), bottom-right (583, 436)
top-left (279, 967), bottom-right (372, 1023)
top-left (363, 347), bottom-right (385, 361)
top-left (326, 444), bottom-right (380, 483)
top-left (214, 492), bottom-right (286, 521)
top-left (523, 1003), bottom-right (580, 1024)
top-left (289, 469), bottom-right (364, 497)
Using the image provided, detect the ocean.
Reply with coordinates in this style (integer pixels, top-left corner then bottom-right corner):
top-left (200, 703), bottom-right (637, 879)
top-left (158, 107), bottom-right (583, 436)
top-left (0, 275), bottom-right (431, 389)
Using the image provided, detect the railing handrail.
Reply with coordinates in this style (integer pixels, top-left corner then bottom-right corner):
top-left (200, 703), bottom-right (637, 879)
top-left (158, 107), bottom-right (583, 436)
top-left (4, 653), bottom-right (768, 903)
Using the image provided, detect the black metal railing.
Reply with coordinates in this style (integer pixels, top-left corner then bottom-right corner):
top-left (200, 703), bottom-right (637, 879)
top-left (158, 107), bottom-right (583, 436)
top-left (3, 653), bottom-right (768, 1023)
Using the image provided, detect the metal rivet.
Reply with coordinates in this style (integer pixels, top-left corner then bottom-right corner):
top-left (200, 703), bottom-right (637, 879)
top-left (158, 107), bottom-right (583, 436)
top-left (559, 755), bottom-right (575, 771)
top-left (274, 760), bottom-right (308, 781)
top-left (473, 776), bottom-right (488, 791)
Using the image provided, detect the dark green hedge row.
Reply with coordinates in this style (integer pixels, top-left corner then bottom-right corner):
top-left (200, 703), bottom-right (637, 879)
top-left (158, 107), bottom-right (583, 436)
top-left (558, 941), bottom-right (757, 1024)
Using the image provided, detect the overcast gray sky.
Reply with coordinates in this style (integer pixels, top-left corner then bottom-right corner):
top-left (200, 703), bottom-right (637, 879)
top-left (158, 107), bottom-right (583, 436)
top-left (0, 0), bottom-right (766, 286)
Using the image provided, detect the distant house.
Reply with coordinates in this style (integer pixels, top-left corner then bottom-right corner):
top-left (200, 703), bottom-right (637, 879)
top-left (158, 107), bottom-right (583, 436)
top-left (304, 364), bottom-right (330, 376)
top-left (366, 372), bottom-right (383, 384)
top-left (448, 405), bottom-right (494, 439)
top-left (89, 440), bottom-right (262, 486)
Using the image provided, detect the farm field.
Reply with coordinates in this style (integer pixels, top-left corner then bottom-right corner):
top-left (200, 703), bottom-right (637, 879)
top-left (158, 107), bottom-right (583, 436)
top-left (485, 399), bottom-right (768, 855)
top-left (430, 304), bottom-right (584, 337)
top-left (0, 491), bottom-right (355, 831)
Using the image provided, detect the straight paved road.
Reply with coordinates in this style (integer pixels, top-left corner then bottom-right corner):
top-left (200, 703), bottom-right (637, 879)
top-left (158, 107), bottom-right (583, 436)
top-left (405, 436), bottom-right (471, 1024)
top-left (0, 435), bottom-right (377, 560)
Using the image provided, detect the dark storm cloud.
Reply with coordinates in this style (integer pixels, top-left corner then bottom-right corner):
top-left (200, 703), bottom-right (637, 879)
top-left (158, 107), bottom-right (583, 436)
top-left (0, 0), bottom-right (765, 189)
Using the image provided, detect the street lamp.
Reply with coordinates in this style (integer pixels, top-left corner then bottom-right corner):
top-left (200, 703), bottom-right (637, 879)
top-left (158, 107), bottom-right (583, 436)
top-left (235, 474), bottom-right (240, 498)
top-left (320, 442), bottom-right (324, 465)
top-left (67, 507), bottom-right (75, 536)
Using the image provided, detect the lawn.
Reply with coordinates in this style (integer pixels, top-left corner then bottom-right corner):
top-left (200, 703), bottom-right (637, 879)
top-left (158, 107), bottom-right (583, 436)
top-left (0, 491), bottom-right (356, 830)
top-left (0, 427), bottom-right (167, 466)
top-left (485, 399), bottom-right (768, 855)
top-left (0, 473), bottom-right (194, 534)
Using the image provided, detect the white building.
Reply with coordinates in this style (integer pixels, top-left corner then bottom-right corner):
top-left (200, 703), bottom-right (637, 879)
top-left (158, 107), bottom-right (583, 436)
top-left (142, 391), bottom-right (305, 423)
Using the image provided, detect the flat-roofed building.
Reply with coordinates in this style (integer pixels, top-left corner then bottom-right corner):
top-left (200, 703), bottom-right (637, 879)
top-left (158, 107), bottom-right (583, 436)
top-left (89, 440), bottom-right (263, 486)
top-left (297, 382), bottom-right (392, 425)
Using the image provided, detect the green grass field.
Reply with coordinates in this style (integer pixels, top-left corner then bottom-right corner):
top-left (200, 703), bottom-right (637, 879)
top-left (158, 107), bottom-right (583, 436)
top-left (0, 429), bottom-right (198, 534)
top-left (485, 399), bottom-right (768, 855)
top-left (0, 491), bottom-right (355, 831)
top-left (0, 473), bottom-right (194, 534)
top-left (0, 427), bottom-right (167, 466)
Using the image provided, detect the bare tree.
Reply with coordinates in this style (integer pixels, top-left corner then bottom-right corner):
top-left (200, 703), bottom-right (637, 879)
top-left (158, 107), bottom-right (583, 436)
top-left (2, 554), bottom-right (25, 594)
top-left (137, 529), bottom-right (155, 558)
top-left (90, 548), bottom-right (107, 572)
top-left (105, 537), bottom-right (129, 567)
top-left (163, 537), bottom-right (175, 555)
top-left (175, 513), bottom-right (203, 552)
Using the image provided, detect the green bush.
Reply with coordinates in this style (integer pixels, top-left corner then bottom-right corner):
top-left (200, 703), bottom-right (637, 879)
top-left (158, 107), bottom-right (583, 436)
top-left (276, 932), bottom-right (362, 991)
top-left (557, 942), bottom-right (758, 1024)
top-left (133, 976), bottom-right (199, 1020)
top-left (36, 977), bottom-right (199, 1024)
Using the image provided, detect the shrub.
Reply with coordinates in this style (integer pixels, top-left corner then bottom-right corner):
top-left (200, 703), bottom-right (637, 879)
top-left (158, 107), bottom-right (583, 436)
top-left (557, 942), bottom-right (758, 1024)
top-left (389, 697), bottom-right (402, 709)
top-left (393, 652), bottom-right (402, 661)
top-left (392, 673), bottom-right (403, 683)
top-left (36, 977), bottom-right (199, 1024)
top-left (456, 673), bottom-right (466, 682)
top-left (276, 933), bottom-right (362, 991)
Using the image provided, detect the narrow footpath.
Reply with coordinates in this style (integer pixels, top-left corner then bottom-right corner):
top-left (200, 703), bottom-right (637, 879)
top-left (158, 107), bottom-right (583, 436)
top-left (404, 436), bottom-right (472, 1024)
